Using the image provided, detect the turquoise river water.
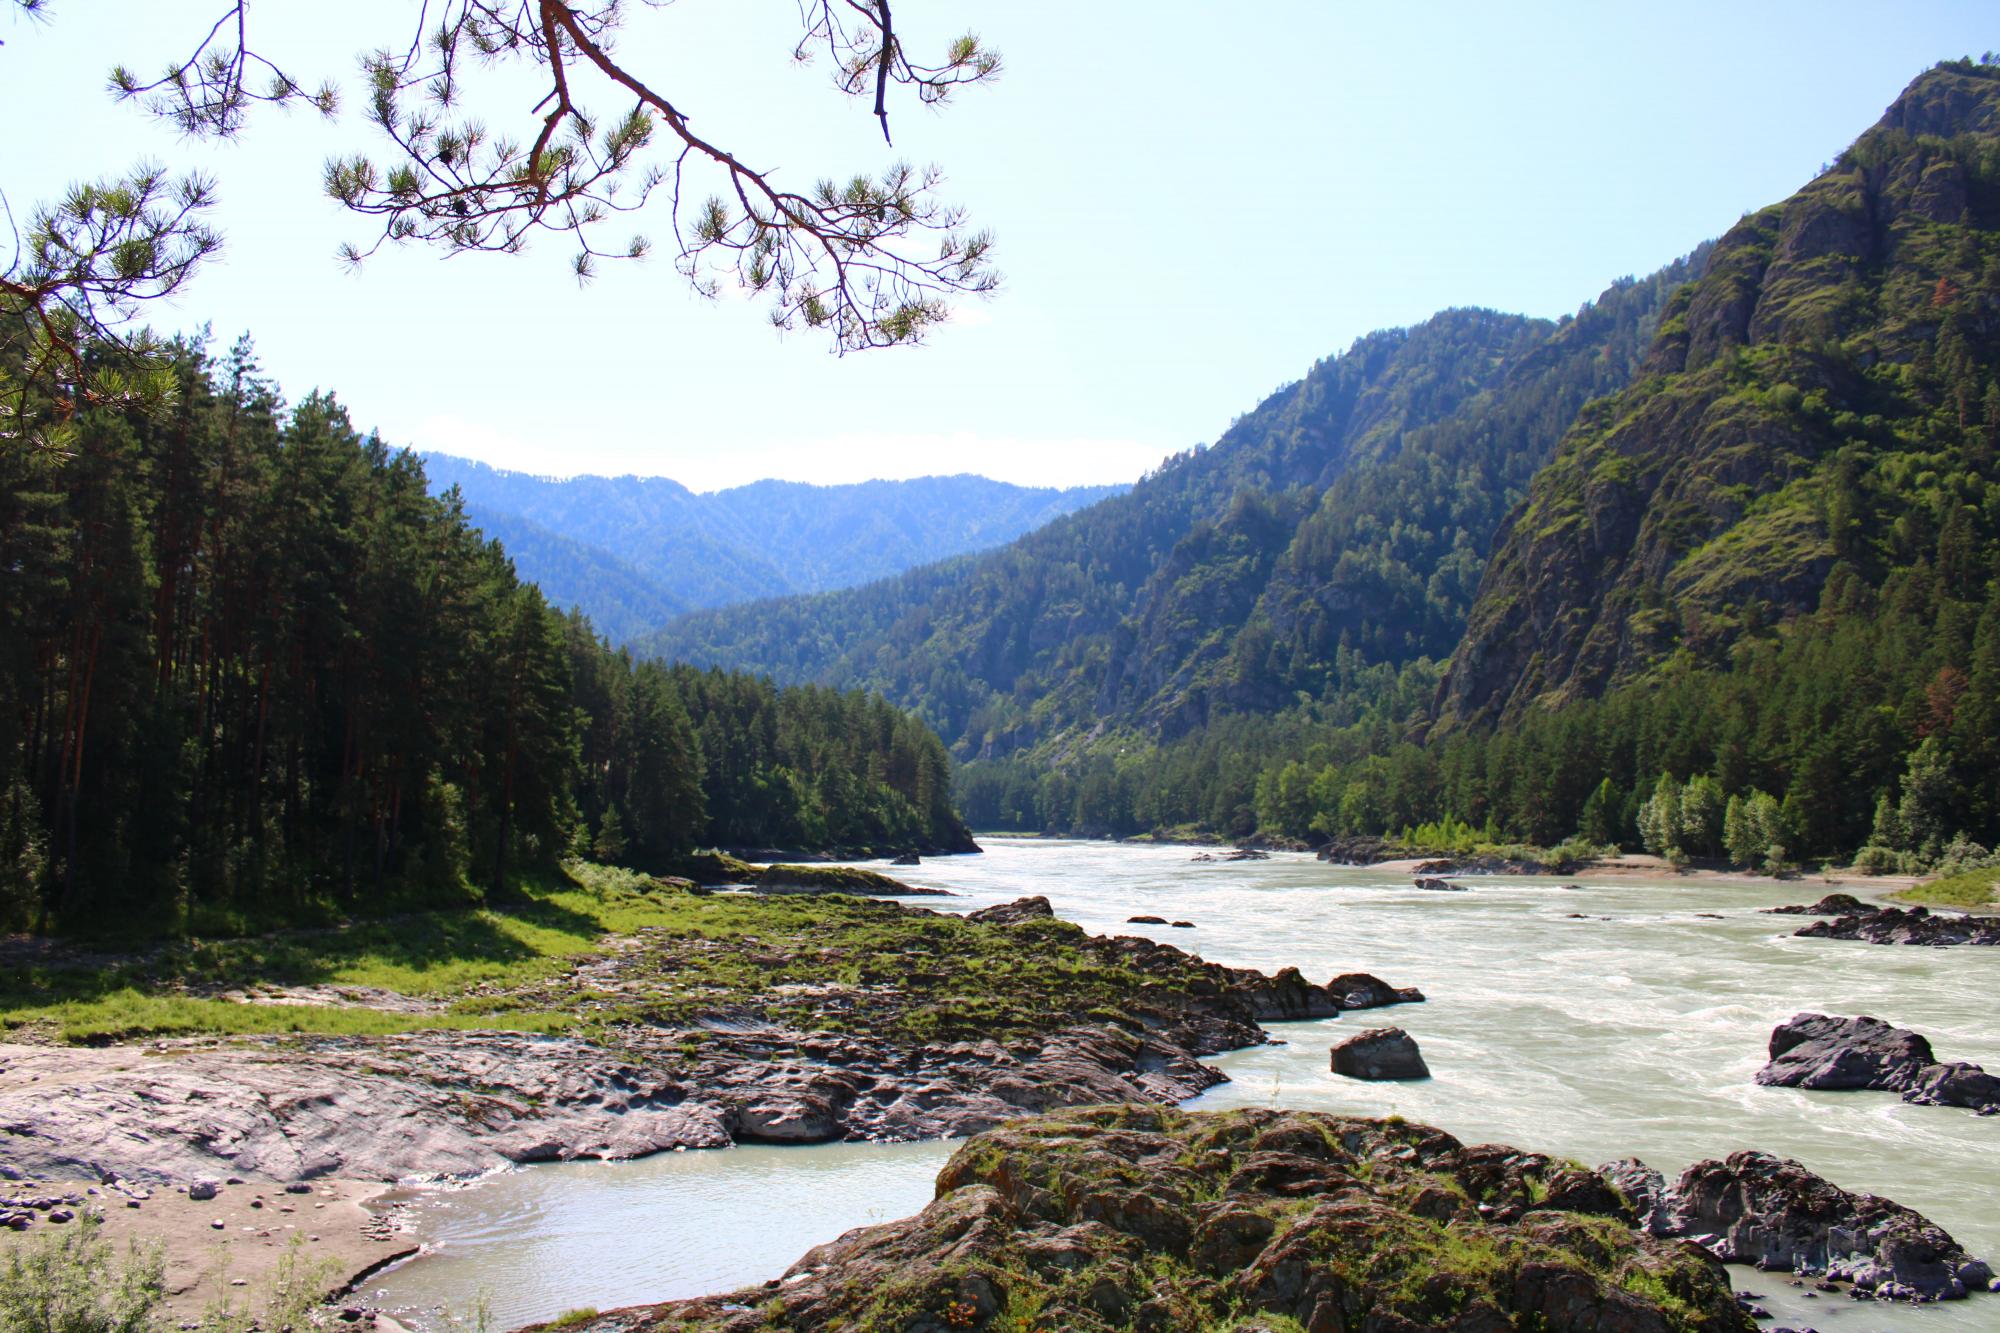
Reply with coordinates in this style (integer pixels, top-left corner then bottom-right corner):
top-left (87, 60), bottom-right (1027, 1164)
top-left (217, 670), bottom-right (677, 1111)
top-left (369, 838), bottom-right (2000, 1332)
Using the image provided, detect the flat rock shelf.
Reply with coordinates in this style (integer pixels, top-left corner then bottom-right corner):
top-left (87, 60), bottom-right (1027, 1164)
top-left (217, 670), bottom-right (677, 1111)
top-left (56, 839), bottom-right (1999, 1333)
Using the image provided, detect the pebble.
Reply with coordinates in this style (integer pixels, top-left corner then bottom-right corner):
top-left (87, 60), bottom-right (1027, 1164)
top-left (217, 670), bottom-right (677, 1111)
top-left (210, 1219), bottom-right (224, 1229)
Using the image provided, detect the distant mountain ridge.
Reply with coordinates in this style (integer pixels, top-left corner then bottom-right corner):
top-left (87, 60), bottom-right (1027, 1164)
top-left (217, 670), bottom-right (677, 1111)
top-left (642, 256), bottom-right (1703, 757)
top-left (420, 456), bottom-right (1126, 643)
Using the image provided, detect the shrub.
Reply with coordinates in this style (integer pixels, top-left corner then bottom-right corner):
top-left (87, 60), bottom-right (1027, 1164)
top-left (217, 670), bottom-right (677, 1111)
top-left (1853, 844), bottom-right (1904, 875)
top-left (0, 1213), bottom-right (166, 1333)
top-left (1933, 833), bottom-right (1999, 875)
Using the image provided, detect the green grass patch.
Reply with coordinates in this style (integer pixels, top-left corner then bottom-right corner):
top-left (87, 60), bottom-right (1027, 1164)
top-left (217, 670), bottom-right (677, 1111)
top-left (1891, 867), bottom-right (2000, 909)
top-left (1, 861), bottom-right (1199, 1048)
top-left (0, 863), bottom-right (698, 1042)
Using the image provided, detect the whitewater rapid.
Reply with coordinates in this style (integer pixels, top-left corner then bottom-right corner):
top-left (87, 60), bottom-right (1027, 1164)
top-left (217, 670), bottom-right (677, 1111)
top-left (371, 839), bottom-right (1999, 1331)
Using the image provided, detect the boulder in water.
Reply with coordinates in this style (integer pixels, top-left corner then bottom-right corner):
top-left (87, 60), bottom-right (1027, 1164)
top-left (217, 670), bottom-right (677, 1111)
top-left (1791, 902), bottom-right (2000, 946)
top-left (1324, 972), bottom-right (1425, 1010)
top-left (1605, 1149), bottom-right (1994, 1300)
top-left (1330, 1027), bottom-right (1430, 1081)
top-left (1763, 892), bottom-right (1868, 915)
top-left (1757, 1013), bottom-right (2000, 1114)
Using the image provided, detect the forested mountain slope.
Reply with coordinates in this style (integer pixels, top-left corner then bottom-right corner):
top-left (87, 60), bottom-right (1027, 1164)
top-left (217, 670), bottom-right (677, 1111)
top-left (0, 343), bottom-right (972, 933)
top-left (421, 456), bottom-right (1122, 639)
top-left (457, 506), bottom-right (692, 645)
top-left (648, 261), bottom-right (1702, 758)
top-left (1440, 61), bottom-right (2000, 730)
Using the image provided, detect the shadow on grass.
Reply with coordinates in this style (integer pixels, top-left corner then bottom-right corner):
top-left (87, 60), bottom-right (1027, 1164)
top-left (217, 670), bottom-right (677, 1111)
top-left (1, 879), bottom-right (614, 1012)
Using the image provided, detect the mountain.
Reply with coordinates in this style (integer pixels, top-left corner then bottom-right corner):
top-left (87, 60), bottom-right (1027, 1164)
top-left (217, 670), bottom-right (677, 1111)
top-left (1439, 60), bottom-right (2000, 730)
top-left (652, 62), bottom-right (2000, 863)
top-left (644, 262), bottom-right (1702, 759)
top-left (420, 456), bottom-right (1124, 642)
top-left (457, 507), bottom-right (692, 646)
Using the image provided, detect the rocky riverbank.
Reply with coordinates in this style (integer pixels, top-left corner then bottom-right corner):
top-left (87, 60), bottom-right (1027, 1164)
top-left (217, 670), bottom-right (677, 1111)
top-left (0, 896), bottom-right (1418, 1188)
top-left (1606, 1150), bottom-right (1995, 1302)
top-left (547, 1107), bottom-right (1993, 1332)
top-left (541, 1106), bottom-right (1762, 1333)
top-left (1767, 891), bottom-right (2000, 944)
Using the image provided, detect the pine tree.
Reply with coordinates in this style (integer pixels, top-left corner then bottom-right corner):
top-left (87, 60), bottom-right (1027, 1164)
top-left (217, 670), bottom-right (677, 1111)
top-left (592, 807), bottom-right (629, 864)
top-left (1636, 774), bottom-right (1683, 858)
top-left (1897, 736), bottom-right (1956, 859)
top-left (1577, 777), bottom-right (1620, 847)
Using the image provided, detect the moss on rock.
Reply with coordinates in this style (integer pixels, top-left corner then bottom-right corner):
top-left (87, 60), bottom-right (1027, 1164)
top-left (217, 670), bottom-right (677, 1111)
top-left (566, 1106), bottom-right (1753, 1333)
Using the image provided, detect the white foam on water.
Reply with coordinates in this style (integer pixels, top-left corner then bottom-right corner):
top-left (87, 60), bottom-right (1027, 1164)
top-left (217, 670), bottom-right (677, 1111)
top-left (373, 839), bottom-right (1999, 1331)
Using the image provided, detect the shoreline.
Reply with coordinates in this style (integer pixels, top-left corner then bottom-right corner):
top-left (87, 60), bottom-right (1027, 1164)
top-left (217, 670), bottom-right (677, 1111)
top-left (1363, 853), bottom-right (1928, 892)
top-left (0, 892), bottom-right (1393, 1198)
top-left (0, 1176), bottom-right (412, 1325)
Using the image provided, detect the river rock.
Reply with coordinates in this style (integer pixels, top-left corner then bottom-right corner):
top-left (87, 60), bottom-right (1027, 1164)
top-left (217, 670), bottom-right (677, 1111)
top-left (1324, 972), bottom-right (1426, 1009)
top-left (888, 853), bottom-right (920, 866)
top-left (1759, 1013), bottom-right (1936, 1089)
top-left (1233, 966), bottom-right (1341, 1021)
top-left (1763, 893), bottom-right (1868, 916)
top-left (1126, 913), bottom-right (1168, 924)
top-left (1413, 852), bottom-right (1559, 875)
top-left (1330, 1027), bottom-right (1429, 1080)
top-left (964, 895), bottom-right (1053, 925)
top-left (571, 1107), bottom-right (1751, 1333)
top-left (1599, 1149), bottom-right (1993, 1300)
top-left (1755, 1012), bottom-right (2000, 1113)
top-left (752, 864), bottom-right (951, 896)
top-left (1792, 903), bottom-right (2000, 946)
top-left (732, 1094), bottom-right (840, 1143)
top-left (1413, 876), bottom-right (1465, 892)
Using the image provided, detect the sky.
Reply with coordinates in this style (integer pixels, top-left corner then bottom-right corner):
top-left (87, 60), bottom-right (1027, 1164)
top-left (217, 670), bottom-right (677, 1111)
top-left (5, 2), bottom-right (1997, 490)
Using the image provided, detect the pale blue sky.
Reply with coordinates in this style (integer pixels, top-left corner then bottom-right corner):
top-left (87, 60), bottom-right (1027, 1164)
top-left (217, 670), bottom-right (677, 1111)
top-left (6, 3), bottom-right (1994, 488)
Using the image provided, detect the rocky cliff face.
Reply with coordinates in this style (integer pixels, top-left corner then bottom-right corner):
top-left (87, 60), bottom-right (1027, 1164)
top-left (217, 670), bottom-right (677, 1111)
top-left (1438, 64), bottom-right (2000, 728)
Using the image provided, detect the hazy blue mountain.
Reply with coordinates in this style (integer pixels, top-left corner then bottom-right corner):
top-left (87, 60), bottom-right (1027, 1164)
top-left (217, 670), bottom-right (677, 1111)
top-left (421, 455), bottom-right (1126, 641)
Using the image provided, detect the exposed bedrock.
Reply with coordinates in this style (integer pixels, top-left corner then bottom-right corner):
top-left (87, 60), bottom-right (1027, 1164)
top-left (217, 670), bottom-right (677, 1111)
top-left (1602, 1150), bottom-right (1996, 1301)
top-left (1787, 902), bottom-right (2000, 946)
top-left (1755, 1012), bottom-right (2000, 1114)
top-left (551, 1107), bottom-right (1756, 1333)
top-left (0, 897), bottom-right (1425, 1188)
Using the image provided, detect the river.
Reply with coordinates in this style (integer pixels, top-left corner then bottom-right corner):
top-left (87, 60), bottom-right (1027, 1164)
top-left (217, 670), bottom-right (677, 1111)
top-left (369, 838), bottom-right (2000, 1331)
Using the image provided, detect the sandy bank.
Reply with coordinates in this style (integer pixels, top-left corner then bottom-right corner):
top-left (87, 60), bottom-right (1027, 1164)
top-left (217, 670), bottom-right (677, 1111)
top-left (1360, 853), bottom-right (1924, 892)
top-left (0, 1176), bottom-right (412, 1324)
